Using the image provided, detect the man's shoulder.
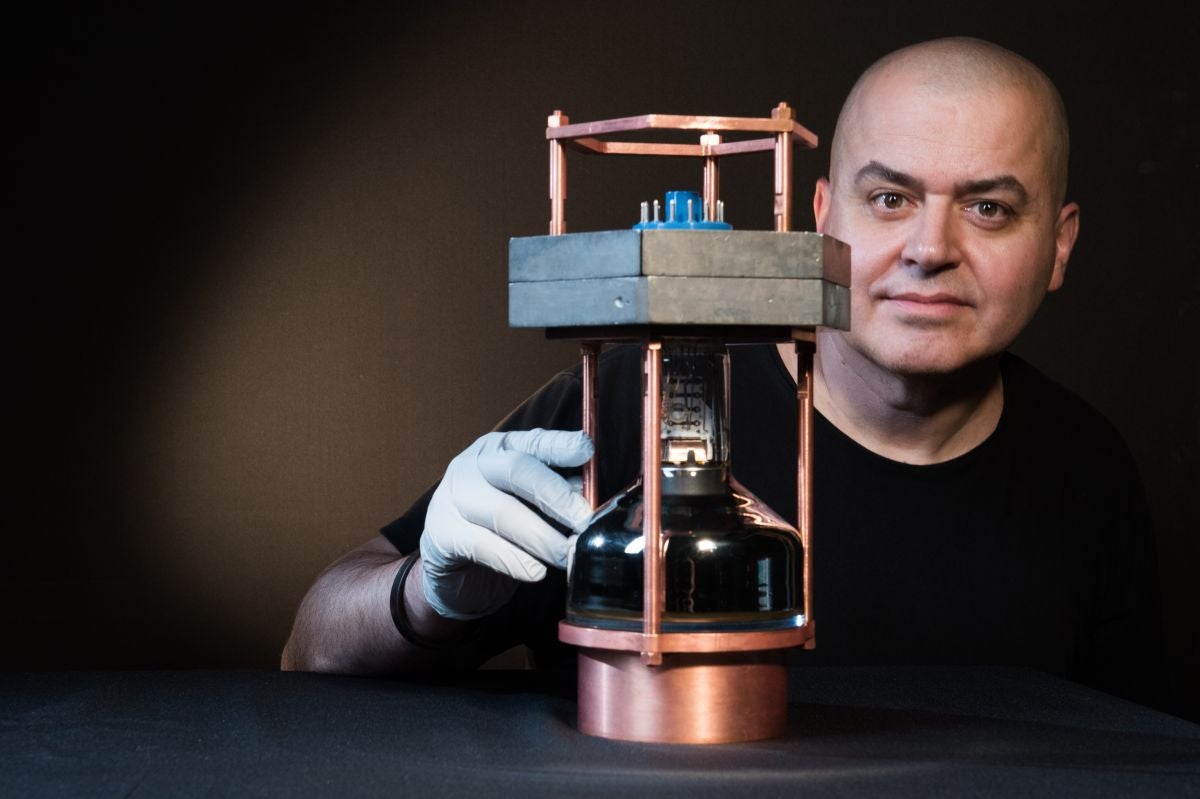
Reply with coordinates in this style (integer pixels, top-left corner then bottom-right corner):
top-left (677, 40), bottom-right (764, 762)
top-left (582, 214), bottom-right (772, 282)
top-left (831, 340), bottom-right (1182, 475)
top-left (999, 352), bottom-right (1134, 464)
top-left (1001, 352), bottom-right (1109, 421)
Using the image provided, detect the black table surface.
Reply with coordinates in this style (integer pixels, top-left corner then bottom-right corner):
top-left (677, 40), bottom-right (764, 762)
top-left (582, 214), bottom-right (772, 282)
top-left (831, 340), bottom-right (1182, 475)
top-left (3, 667), bottom-right (1197, 797)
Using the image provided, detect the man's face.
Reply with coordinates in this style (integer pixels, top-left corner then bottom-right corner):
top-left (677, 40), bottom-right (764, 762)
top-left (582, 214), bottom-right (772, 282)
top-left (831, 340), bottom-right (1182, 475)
top-left (815, 71), bottom-right (1079, 377)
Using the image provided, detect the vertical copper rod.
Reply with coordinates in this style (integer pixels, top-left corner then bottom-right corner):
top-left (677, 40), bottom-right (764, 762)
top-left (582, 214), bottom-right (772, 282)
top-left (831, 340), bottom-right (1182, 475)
top-left (795, 340), bottom-right (815, 648)
top-left (701, 132), bottom-right (721, 222)
top-left (721, 346), bottom-right (732, 463)
top-left (772, 102), bottom-right (793, 232)
top-left (581, 341), bottom-right (600, 509)
top-left (548, 110), bottom-right (568, 235)
top-left (642, 341), bottom-right (663, 665)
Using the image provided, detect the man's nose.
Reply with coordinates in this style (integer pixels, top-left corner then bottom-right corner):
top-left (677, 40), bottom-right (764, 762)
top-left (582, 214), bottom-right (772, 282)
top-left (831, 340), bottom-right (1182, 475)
top-left (900, 200), bottom-right (960, 271)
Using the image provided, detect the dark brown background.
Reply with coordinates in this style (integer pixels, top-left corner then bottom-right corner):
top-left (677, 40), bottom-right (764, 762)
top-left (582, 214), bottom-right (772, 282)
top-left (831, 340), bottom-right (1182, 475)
top-left (10, 2), bottom-right (1197, 718)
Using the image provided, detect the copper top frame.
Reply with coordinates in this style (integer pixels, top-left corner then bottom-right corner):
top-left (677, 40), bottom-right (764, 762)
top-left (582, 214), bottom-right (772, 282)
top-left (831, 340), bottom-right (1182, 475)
top-left (546, 103), bottom-right (818, 235)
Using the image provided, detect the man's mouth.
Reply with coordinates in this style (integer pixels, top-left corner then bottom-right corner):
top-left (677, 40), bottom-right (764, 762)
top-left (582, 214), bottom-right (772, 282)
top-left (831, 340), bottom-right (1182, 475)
top-left (888, 292), bottom-right (969, 305)
top-left (883, 292), bottom-right (971, 317)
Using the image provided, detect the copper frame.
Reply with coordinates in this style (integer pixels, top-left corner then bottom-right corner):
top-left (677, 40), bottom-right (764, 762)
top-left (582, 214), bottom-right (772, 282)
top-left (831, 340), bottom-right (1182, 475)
top-left (559, 622), bottom-right (809, 653)
top-left (552, 104), bottom-right (822, 743)
top-left (795, 335), bottom-right (816, 647)
top-left (641, 343), bottom-right (664, 666)
top-left (580, 341), bottom-right (600, 508)
top-left (545, 103), bottom-right (817, 236)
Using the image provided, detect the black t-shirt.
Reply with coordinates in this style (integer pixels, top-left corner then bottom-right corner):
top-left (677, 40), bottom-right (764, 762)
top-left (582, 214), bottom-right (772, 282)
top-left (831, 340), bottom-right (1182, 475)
top-left (382, 345), bottom-right (1163, 703)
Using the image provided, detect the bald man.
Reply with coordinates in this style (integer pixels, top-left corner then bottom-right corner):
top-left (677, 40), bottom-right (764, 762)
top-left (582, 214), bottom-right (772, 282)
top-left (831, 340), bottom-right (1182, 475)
top-left (283, 38), bottom-right (1163, 706)
top-left (789, 37), bottom-right (1078, 462)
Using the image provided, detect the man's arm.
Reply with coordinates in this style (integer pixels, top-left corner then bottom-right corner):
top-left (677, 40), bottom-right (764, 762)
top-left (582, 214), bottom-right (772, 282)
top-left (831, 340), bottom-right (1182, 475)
top-left (281, 428), bottom-right (595, 676)
top-left (280, 534), bottom-right (474, 674)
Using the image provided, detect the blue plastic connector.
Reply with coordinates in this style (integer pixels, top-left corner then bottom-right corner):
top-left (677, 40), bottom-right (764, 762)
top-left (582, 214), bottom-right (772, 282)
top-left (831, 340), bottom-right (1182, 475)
top-left (632, 190), bottom-right (732, 230)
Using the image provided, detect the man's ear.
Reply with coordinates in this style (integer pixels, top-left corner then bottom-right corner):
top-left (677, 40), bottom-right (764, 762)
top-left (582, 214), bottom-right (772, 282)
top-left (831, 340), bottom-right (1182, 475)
top-left (1048, 201), bottom-right (1080, 292)
top-left (813, 177), bottom-right (831, 234)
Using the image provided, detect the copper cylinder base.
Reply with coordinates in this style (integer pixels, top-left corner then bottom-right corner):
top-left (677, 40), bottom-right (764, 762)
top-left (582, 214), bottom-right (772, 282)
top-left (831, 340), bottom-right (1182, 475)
top-left (576, 648), bottom-right (788, 744)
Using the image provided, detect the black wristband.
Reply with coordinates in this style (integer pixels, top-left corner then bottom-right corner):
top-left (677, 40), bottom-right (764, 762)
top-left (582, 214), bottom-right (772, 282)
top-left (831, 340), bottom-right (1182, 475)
top-left (389, 555), bottom-right (476, 650)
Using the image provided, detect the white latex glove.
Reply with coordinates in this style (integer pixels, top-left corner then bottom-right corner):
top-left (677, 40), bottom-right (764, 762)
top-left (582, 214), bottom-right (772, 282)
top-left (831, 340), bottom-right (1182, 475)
top-left (419, 428), bottom-right (594, 620)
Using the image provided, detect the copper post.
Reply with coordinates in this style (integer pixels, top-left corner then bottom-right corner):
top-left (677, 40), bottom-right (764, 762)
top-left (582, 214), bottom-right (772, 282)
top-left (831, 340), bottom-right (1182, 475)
top-left (721, 344), bottom-right (732, 453)
top-left (795, 339), bottom-right (815, 648)
top-left (700, 132), bottom-right (721, 222)
top-left (581, 341), bottom-right (600, 509)
top-left (772, 102), bottom-right (793, 232)
top-left (548, 110), bottom-right (568, 235)
top-left (642, 341), bottom-right (663, 666)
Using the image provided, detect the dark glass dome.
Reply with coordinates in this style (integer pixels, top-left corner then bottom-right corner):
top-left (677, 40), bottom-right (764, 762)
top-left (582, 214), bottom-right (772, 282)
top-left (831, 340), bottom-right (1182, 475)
top-left (566, 468), bottom-right (804, 632)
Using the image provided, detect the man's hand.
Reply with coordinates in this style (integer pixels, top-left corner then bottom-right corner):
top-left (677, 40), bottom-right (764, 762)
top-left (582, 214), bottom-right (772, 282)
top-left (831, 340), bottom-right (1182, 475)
top-left (420, 428), bottom-right (594, 620)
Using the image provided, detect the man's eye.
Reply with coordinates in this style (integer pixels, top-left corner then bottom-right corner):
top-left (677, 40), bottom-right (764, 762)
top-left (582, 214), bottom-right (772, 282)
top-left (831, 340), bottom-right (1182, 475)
top-left (872, 192), bottom-right (906, 210)
top-left (969, 200), bottom-right (1011, 222)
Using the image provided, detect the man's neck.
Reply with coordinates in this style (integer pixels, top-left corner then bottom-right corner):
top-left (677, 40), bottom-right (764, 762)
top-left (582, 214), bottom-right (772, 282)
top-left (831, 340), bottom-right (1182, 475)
top-left (776, 333), bottom-right (1005, 465)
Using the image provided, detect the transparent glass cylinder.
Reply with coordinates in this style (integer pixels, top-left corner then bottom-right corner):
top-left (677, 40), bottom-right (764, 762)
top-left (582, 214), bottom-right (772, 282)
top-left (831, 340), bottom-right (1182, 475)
top-left (566, 344), bottom-right (804, 632)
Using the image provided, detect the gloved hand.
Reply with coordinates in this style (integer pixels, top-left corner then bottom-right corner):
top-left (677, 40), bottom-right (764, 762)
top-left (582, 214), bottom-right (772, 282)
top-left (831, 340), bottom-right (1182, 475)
top-left (419, 428), bottom-right (594, 620)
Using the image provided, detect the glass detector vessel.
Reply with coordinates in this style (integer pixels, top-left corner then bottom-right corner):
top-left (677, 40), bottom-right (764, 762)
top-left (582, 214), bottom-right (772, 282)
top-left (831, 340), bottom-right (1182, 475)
top-left (566, 344), bottom-right (805, 633)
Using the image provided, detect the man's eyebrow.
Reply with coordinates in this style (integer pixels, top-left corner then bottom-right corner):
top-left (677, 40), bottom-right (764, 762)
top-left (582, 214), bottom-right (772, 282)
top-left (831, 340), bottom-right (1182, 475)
top-left (954, 176), bottom-right (1029, 205)
top-left (854, 162), bottom-right (1032, 205)
top-left (853, 161), bottom-right (923, 191)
